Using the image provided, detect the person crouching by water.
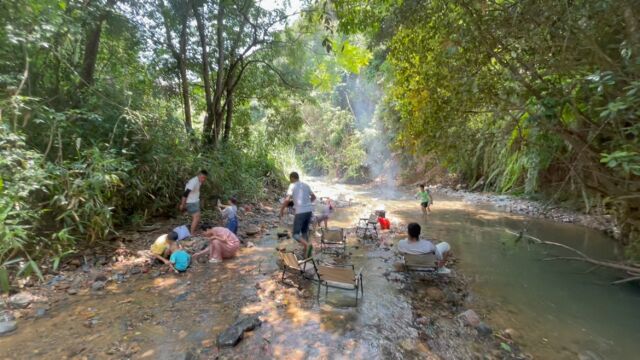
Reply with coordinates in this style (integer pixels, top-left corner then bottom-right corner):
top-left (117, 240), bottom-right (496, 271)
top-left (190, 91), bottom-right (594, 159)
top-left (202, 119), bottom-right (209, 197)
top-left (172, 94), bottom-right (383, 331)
top-left (168, 242), bottom-right (191, 273)
top-left (194, 226), bottom-right (240, 264)
top-left (398, 223), bottom-right (451, 274)
top-left (218, 196), bottom-right (239, 234)
top-left (279, 172), bottom-right (316, 259)
top-left (148, 231), bottom-right (178, 268)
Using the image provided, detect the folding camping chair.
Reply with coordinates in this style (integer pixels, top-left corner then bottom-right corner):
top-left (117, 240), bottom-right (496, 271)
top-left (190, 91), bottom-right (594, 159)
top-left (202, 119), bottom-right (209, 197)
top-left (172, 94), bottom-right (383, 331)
top-left (278, 250), bottom-right (317, 284)
top-left (316, 263), bottom-right (364, 305)
top-left (402, 252), bottom-right (439, 273)
top-left (320, 227), bottom-right (347, 255)
top-left (356, 213), bottom-right (378, 242)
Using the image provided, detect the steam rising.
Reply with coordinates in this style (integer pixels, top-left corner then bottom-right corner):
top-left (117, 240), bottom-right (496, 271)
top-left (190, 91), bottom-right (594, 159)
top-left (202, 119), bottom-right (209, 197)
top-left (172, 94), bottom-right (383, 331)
top-left (344, 74), bottom-right (399, 198)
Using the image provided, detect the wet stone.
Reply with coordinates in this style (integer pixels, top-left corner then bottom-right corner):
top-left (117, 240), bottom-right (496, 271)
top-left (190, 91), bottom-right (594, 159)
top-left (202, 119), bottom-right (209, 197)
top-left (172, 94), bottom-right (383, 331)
top-left (0, 321), bottom-right (17, 336)
top-left (174, 291), bottom-right (190, 303)
top-left (35, 308), bottom-right (47, 318)
top-left (1, 311), bottom-right (15, 322)
top-left (91, 281), bottom-right (106, 291)
top-left (217, 315), bottom-right (262, 347)
top-left (67, 288), bottom-right (79, 295)
top-left (458, 309), bottom-right (481, 327)
top-left (503, 328), bottom-right (518, 340)
top-left (94, 274), bottom-right (108, 282)
top-left (475, 322), bottom-right (492, 337)
top-left (8, 293), bottom-right (32, 309)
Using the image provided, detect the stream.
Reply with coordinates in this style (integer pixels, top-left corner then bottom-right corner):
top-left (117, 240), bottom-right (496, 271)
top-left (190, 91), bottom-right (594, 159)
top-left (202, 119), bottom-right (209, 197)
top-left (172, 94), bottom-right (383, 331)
top-left (1, 178), bottom-right (639, 359)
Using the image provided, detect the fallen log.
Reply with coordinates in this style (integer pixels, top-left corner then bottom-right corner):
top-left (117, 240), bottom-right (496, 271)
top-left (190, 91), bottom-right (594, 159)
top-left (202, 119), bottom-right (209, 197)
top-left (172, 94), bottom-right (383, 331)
top-left (506, 229), bottom-right (640, 285)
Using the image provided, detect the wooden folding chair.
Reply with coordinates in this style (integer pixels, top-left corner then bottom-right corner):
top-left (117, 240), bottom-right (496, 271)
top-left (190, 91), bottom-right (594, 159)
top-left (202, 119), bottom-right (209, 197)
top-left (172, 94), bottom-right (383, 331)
top-left (316, 263), bottom-right (364, 305)
top-left (355, 214), bottom-right (378, 242)
top-left (278, 250), bottom-right (317, 284)
top-left (320, 227), bottom-right (347, 255)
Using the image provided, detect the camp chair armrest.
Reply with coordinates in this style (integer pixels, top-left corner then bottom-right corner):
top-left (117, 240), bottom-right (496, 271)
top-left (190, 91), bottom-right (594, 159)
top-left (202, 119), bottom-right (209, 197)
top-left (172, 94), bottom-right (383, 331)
top-left (320, 262), bottom-right (355, 270)
top-left (298, 257), bottom-right (315, 265)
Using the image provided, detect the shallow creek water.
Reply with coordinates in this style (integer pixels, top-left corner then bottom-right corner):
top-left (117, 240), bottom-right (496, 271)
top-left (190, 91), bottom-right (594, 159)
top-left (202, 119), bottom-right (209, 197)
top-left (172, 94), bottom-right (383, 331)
top-left (1, 178), bottom-right (639, 359)
top-left (312, 179), bottom-right (640, 360)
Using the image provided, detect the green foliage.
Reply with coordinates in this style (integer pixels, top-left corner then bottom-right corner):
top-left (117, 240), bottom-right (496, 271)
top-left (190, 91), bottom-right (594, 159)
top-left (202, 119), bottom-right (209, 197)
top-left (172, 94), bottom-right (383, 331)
top-left (0, 0), bottom-right (300, 289)
top-left (333, 0), bottom-right (640, 259)
top-left (297, 103), bottom-right (368, 181)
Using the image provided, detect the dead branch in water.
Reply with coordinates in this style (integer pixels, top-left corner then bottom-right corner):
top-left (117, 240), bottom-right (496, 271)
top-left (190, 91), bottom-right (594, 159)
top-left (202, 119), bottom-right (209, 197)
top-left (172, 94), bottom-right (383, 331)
top-left (506, 229), bottom-right (640, 285)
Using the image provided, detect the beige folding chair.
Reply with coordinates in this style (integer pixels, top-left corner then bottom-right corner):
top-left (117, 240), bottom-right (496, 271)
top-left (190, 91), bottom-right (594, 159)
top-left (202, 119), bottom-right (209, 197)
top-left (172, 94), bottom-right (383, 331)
top-left (402, 252), bottom-right (439, 273)
top-left (316, 264), bottom-right (364, 305)
top-left (320, 227), bottom-right (347, 255)
top-left (278, 250), bottom-right (317, 284)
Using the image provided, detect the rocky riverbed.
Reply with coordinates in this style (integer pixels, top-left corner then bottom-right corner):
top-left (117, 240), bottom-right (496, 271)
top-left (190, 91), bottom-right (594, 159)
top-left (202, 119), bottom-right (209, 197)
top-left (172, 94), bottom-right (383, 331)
top-left (0, 193), bottom-right (536, 359)
top-left (429, 185), bottom-right (617, 238)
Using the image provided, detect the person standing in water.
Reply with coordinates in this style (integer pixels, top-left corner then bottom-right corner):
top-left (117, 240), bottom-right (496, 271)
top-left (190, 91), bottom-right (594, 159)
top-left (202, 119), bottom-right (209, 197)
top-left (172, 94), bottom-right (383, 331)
top-left (279, 172), bottom-right (316, 258)
top-left (180, 170), bottom-right (208, 235)
top-left (416, 184), bottom-right (432, 215)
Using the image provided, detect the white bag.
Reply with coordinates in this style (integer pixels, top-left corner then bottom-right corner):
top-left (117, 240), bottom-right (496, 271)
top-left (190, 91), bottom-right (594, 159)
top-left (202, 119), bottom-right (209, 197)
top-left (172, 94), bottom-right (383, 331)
top-left (173, 225), bottom-right (191, 241)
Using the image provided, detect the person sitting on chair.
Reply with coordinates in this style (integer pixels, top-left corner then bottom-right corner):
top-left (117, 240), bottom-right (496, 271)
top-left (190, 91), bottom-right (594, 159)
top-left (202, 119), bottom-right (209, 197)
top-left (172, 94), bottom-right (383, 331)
top-left (397, 223), bottom-right (451, 274)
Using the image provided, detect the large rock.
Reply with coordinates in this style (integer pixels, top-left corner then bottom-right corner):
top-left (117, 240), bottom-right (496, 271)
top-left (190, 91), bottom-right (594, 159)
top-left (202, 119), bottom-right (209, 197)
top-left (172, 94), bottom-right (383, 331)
top-left (8, 293), bottom-right (32, 309)
top-left (217, 315), bottom-right (262, 347)
top-left (458, 309), bottom-right (481, 327)
top-left (245, 226), bottom-right (260, 236)
top-left (0, 321), bottom-right (17, 336)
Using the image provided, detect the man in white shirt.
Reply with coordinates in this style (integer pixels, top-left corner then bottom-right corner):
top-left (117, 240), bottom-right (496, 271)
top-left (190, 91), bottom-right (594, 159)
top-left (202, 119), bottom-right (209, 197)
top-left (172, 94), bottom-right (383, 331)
top-left (179, 170), bottom-right (208, 235)
top-left (397, 222), bottom-right (451, 274)
top-left (279, 172), bottom-right (316, 258)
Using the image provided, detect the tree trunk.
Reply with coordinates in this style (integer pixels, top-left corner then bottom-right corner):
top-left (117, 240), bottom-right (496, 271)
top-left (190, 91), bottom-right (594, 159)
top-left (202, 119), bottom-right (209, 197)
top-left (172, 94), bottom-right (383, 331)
top-left (78, 0), bottom-right (116, 90)
top-left (160, 0), bottom-right (192, 133)
top-left (178, 18), bottom-right (192, 133)
top-left (192, 2), bottom-right (216, 145)
top-left (223, 88), bottom-right (233, 142)
top-left (212, 1), bottom-right (226, 145)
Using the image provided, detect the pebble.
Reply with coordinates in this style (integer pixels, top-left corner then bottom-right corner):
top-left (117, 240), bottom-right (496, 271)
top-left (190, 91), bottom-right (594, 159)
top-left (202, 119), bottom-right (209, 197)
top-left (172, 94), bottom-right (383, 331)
top-left (67, 288), bottom-right (79, 295)
top-left (91, 281), bottom-right (106, 291)
top-left (94, 274), bottom-right (108, 282)
top-left (8, 293), bottom-right (32, 309)
top-left (503, 328), bottom-right (518, 340)
top-left (35, 308), bottom-right (47, 318)
top-left (458, 309), bottom-right (481, 327)
top-left (475, 322), bottom-right (492, 336)
top-left (0, 321), bottom-right (17, 336)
